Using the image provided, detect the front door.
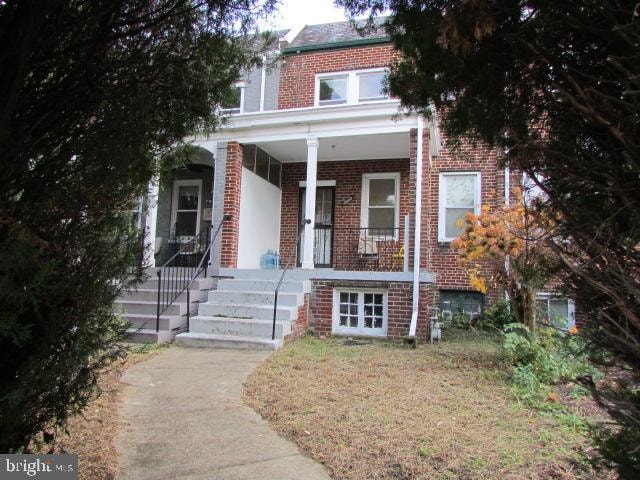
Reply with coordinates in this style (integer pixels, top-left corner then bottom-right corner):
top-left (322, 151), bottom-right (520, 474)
top-left (298, 186), bottom-right (335, 267)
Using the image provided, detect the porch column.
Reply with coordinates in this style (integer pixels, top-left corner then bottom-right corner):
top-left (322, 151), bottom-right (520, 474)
top-left (143, 174), bottom-right (160, 267)
top-left (302, 137), bottom-right (319, 269)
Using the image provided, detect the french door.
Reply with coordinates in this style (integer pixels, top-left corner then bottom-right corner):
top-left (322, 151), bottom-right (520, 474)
top-left (298, 186), bottom-right (335, 267)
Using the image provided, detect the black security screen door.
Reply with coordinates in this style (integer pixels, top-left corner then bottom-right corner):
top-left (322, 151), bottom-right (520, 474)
top-left (298, 186), bottom-right (335, 267)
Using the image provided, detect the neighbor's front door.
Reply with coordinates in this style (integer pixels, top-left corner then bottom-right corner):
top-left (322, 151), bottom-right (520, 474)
top-left (298, 186), bottom-right (335, 267)
top-left (171, 179), bottom-right (202, 242)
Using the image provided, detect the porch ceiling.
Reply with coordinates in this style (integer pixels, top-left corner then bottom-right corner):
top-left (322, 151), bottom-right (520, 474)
top-left (255, 132), bottom-right (410, 163)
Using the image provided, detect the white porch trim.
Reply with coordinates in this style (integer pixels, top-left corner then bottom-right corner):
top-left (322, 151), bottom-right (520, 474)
top-left (143, 175), bottom-right (159, 267)
top-left (302, 137), bottom-right (319, 269)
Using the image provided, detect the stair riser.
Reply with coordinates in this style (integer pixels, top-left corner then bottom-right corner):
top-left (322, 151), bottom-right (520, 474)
top-left (189, 318), bottom-right (290, 338)
top-left (197, 303), bottom-right (296, 321)
top-left (207, 290), bottom-right (300, 307)
top-left (125, 329), bottom-right (175, 344)
top-left (217, 279), bottom-right (304, 293)
top-left (125, 316), bottom-right (185, 331)
top-left (176, 336), bottom-right (281, 351)
top-left (121, 289), bottom-right (206, 303)
top-left (116, 302), bottom-right (184, 316)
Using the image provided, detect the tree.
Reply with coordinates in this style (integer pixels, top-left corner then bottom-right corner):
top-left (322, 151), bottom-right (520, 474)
top-left (337, 0), bottom-right (640, 473)
top-left (0, 0), bottom-right (275, 452)
top-left (452, 186), bottom-right (557, 331)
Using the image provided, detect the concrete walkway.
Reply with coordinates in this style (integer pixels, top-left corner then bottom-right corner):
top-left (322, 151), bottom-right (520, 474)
top-left (116, 347), bottom-right (331, 480)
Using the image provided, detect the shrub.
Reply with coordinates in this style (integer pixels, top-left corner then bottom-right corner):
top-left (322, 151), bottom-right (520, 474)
top-left (482, 300), bottom-right (515, 331)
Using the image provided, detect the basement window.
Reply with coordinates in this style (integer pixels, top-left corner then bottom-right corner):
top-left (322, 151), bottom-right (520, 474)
top-left (536, 294), bottom-right (575, 330)
top-left (332, 289), bottom-right (387, 336)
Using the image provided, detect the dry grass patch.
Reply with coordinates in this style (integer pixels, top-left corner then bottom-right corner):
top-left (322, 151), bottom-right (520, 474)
top-left (244, 335), bottom-right (605, 480)
top-left (30, 343), bottom-right (167, 480)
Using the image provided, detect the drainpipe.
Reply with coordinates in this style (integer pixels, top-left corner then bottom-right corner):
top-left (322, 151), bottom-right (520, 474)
top-left (504, 165), bottom-right (510, 300)
top-left (409, 116), bottom-right (425, 337)
top-left (259, 55), bottom-right (267, 112)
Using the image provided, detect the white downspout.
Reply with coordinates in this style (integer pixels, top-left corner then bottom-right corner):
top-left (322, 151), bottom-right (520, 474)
top-left (259, 55), bottom-right (267, 112)
top-left (409, 116), bottom-right (425, 337)
top-left (504, 165), bottom-right (510, 300)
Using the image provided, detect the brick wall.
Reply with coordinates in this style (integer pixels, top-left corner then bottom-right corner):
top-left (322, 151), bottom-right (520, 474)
top-left (284, 293), bottom-right (310, 344)
top-left (310, 280), bottom-right (432, 341)
top-left (279, 158), bottom-right (411, 269)
top-left (422, 131), bottom-right (505, 305)
top-left (278, 44), bottom-right (398, 109)
top-left (221, 142), bottom-right (242, 268)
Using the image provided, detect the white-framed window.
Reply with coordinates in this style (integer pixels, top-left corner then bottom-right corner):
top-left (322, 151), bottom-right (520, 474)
top-left (438, 172), bottom-right (481, 242)
top-left (131, 196), bottom-right (144, 230)
top-left (536, 294), bottom-right (575, 330)
top-left (315, 68), bottom-right (389, 106)
top-left (170, 179), bottom-right (202, 241)
top-left (361, 173), bottom-right (400, 237)
top-left (220, 82), bottom-right (245, 114)
top-left (332, 289), bottom-right (388, 336)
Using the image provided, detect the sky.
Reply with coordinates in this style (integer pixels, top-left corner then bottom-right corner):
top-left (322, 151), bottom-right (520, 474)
top-left (260, 0), bottom-right (351, 31)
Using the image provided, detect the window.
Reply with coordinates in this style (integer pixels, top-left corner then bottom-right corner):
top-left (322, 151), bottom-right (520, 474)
top-left (315, 68), bottom-right (389, 106)
top-left (318, 75), bottom-right (348, 105)
top-left (438, 172), bottom-right (481, 242)
top-left (171, 180), bottom-right (202, 241)
top-left (130, 196), bottom-right (144, 230)
top-left (362, 173), bottom-right (399, 237)
top-left (220, 84), bottom-right (244, 114)
top-left (333, 290), bottom-right (387, 336)
top-left (358, 72), bottom-right (386, 101)
top-left (241, 144), bottom-right (282, 187)
top-left (536, 295), bottom-right (575, 330)
top-left (439, 290), bottom-right (484, 318)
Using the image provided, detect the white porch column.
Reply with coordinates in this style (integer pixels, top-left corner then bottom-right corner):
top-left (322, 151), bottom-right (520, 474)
top-left (302, 137), bottom-right (319, 269)
top-left (143, 174), bottom-right (159, 267)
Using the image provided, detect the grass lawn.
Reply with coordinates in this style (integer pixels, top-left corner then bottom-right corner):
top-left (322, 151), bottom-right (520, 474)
top-left (244, 334), bottom-right (611, 480)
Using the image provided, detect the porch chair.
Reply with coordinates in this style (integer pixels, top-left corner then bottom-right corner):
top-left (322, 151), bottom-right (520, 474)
top-left (357, 232), bottom-right (379, 270)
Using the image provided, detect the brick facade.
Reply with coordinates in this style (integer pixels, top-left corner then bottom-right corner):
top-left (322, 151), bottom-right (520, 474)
top-left (310, 280), bottom-right (432, 341)
top-left (220, 142), bottom-right (242, 268)
top-left (284, 293), bottom-right (310, 344)
top-left (279, 158), bottom-right (411, 270)
top-left (278, 44), bottom-right (398, 109)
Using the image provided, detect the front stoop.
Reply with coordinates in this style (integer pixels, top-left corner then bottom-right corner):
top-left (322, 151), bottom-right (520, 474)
top-left (115, 274), bottom-right (212, 344)
top-left (175, 272), bottom-right (309, 350)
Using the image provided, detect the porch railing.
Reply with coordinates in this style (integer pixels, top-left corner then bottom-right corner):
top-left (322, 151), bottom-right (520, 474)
top-left (329, 226), bottom-right (404, 272)
top-left (155, 215), bottom-right (229, 332)
top-left (272, 219), bottom-right (311, 340)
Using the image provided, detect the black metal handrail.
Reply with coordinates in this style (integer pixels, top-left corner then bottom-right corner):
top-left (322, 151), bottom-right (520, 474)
top-left (272, 218), bottom-right (311, 340)
top-left (155, 215), bottom-right (230, 332)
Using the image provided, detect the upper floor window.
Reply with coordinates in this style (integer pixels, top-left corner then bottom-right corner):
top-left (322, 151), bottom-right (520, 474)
top-left (315, 68), bottom-right (389, 106)
top-left (438, 172), bottom-right (481, 242)
top-left (220, 84), bottom-right (244, 114)
top-left (319, 75), bottom-right (348, 105)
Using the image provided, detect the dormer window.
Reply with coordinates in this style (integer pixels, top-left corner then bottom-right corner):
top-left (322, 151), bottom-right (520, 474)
top-left (315, 68), bottom-right (389, 106)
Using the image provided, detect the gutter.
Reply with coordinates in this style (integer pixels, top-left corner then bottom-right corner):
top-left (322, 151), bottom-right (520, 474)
top-left (282, 37), bottom-right (390, 54)
top-left (409, 116), bottom-right (425, 337)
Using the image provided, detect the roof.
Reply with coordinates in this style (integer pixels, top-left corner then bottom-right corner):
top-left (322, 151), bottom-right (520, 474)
top-left (249, 28), bottom-right (290, 54)
top-left (285, 17), bottom-right (390, 52)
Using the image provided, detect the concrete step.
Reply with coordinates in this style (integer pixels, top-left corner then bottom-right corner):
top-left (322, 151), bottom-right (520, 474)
top-left (126, 328), bottom-right (175, 344)
top-left (123, 313), bottom-right (185, 331)
top-left (216, 279), bottom-right (306, 294)
top-left (175, 332), bottom-right (283, 351)
top-left (114, 299), bottom-right (186, 316)
top-left (207, 290), bottom-right (302, 307)
top-left (197, 302), bottom-right (297, 321)
top-left (121, 288), bottom-right (208, 303)
top-left (139, 276), bottom-right (212, 291)
top-left (189, 316), bottom-right (291, 338)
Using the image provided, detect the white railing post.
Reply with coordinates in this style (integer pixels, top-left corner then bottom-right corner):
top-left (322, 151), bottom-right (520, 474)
top-left (403, 214), bottom-right (410, 272)
top-left (143, 174), bottom-right (159, 267)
